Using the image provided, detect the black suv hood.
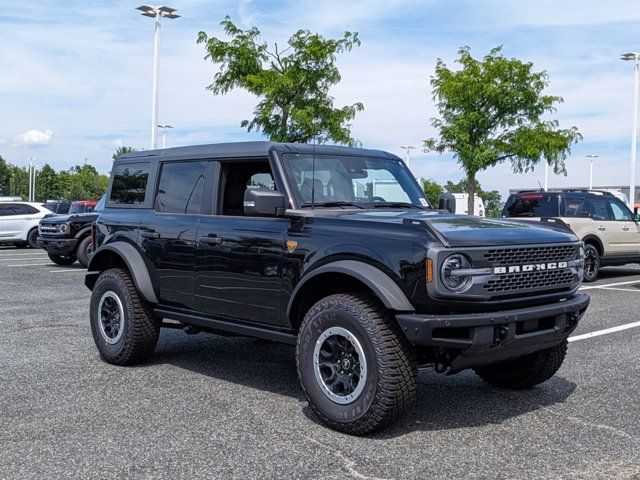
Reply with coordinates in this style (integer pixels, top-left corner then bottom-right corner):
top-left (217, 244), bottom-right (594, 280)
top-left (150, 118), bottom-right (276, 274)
top-left (331, 210), bottom-right (578, 247)
top-left (40, 212), bottom-right (99, 225)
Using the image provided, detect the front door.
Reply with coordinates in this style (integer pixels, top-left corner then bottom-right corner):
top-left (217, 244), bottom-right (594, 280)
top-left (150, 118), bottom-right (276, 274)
top-left (607, 197), bottom-right (640, 255)
top-left (140, 160), bottom-right (208, 309)
top-left (194, 160), bottom-right (288, 327)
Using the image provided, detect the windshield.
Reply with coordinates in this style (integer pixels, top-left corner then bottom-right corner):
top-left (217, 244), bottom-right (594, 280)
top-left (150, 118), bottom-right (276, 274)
top-left (282, 154), bottom-right (430, 208)
top-left (94, 194), bottom-right (106, 213)
top-left (68, 203), bottom-right (86, 214)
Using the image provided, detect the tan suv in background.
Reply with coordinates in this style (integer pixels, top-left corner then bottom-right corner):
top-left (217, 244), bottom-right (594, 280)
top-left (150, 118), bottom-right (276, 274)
top-left (503, 190), bottom-right (640, 281)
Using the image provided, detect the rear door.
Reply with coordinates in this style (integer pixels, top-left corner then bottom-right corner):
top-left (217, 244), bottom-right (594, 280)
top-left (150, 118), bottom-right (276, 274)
top-left (607, 197), bottom-right (640, 255)
top-left (140, 160), bottom-right (209, 309)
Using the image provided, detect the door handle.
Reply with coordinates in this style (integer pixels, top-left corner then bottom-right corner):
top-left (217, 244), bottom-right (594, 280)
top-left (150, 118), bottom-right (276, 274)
top-left (597, 226), bottom-right (606, 231)
top-left (141, 231), bottom-right (160, 239)
top-left (200, 235), bottom-right (222, 245)
top-left (623, 226), bottom-right (630, 231)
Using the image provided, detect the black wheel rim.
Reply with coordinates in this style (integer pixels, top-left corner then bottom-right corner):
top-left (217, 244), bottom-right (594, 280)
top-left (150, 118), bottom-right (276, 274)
top-left (98, 291), bottom-right (125, 344)
top-left (313, 327), bottom-right (367, 404)
top-left (584, 250), bottom-right (598, 279)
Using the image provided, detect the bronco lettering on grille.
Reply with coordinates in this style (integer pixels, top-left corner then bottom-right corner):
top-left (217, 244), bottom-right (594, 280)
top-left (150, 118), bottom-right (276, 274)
top-left (493, 262), bottom-right (568, 274)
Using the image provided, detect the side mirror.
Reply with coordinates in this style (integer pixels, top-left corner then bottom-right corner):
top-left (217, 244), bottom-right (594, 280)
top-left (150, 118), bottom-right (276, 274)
top-left (438, 193), bottom-right (456, 214)
top-left (634, 213), bottom-right (640, 222)
top-left (244, 188), bottom-right (286, 217)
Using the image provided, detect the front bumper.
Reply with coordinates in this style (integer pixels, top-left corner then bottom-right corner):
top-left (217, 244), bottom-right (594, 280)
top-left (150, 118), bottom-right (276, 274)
top-left (396, 293), bottom-right (590, 373)
top-left (37, 237), bottom-right (77, 255)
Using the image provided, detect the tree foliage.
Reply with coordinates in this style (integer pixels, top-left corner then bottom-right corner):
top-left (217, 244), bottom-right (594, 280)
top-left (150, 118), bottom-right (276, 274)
top-left (197, 17), bottom-right (364, 145)
top-left (421, 178), bottom-right (443, 207)
top-left (113, 146), bottom-right (138, 160)
top-left (0, 156), bottom-right (109, 201)
top-left (424, 46), bottom-right (581, 214)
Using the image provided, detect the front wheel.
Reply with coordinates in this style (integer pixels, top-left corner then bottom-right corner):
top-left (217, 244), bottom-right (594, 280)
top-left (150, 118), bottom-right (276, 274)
top-left (474, 341), bottom-right (568, 389)
top-left (90, 268), bottom-right (160, 365)
top-left (48, 253), bottom-right (77, 265)
top-left (582, 244), bottom-right (600, 282)
top-left (76, 236), bottom-right (93, 268)
top-left (296, 293), bottom-right (417, 435)
top-left (27, 228), bottom-right (39, 248)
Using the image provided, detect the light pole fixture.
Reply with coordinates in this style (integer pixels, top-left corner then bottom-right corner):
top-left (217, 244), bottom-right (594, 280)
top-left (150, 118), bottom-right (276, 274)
top-left (621, 52), bottom-right (640, 208)
top-left (400, 145), bottom-right (416, 169)
top-left (585, 154), bottom-right (599, 189)
top-left (157, 124), bottom-right (173, 149)
top-left (137, 5), bottom-right (180, 150)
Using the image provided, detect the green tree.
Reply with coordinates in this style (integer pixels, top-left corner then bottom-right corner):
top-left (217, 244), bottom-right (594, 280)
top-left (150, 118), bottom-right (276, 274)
top-left (421, 178), bottom-right (443, 207)
top-left (35, 164), bottom-right (60, 201)
top-left (67, 164), bottom-right (109, 200)
top-left (445, 179), bottom-right (503, 218)
top-left (197, 17), bottom-right (363, 145)
top-left (113, 146), bottom-right (138, 160)
top-left (9, 165), bottom-right (28, 199)
top-left (424, 46), bottom-right (581, 215)
top-left (0, 156), bottom-right (11, 196)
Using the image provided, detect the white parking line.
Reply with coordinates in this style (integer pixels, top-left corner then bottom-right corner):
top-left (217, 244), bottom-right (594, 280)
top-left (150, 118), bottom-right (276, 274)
top-left (579, 279), bottom-right (640, 290)
top-left (0, 252), bottom-right (48, 256)
top-left (599, 287), bottom-right (640, 292)
top-left (569, 321), bottom-right (640, 342)
top-left (4, 263), bottom-right (55, 267)
top-left (0, 257), bottom-right (47, 261)
top-left (48, 269), bottom-right (84, 273)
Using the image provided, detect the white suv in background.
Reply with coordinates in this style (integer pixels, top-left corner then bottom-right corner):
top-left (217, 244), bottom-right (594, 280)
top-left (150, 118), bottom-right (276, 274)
top-left (0, 201), bottom-right (53, 248)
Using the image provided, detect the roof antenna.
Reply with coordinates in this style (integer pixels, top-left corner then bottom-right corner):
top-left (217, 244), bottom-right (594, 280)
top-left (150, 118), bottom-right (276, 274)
top-left (537, 180), bottom-right (543, 191)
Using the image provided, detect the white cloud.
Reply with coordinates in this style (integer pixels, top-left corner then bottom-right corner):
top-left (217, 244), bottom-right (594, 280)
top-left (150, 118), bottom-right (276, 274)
top-left (18, 129), bottom-right (54, 146)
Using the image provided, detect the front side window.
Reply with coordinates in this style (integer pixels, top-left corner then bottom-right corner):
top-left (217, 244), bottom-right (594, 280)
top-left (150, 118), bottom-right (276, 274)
top-left (282, 155), bottom-right (428, 208)
top-left (110, 162), bottom-right (149, 205)
top-left (94, 195), bottom-right (106, 213)
top-left (155, 161), bottom-right (207, 214)
top-left (609, 199), bottom-right (633, 221)
top-left (69, 203), bottom-right (86, 214)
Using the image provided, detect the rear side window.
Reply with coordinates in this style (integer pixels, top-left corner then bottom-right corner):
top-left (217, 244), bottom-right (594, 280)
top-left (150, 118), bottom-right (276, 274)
top-left (154, 161), bottom-right (207, 214)
top-left (578, 198), bottom-right (610, 220)
top-left (110, 163), bottom-right (149, 205)
top-left (503, 194), bottom-right (558, 217)
top-left (0, 203), bottom-right (38, 215)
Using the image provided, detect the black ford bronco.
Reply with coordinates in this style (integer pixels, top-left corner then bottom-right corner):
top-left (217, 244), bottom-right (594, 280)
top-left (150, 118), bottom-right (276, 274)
top-left (85, 142), bottom-right (589, 434)
top-left (38, 195), bottom-right (105, 267)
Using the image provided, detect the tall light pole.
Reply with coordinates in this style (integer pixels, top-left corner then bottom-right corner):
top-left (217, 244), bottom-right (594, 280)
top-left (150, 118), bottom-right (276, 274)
top-left (24, 156), bottom-right (36, 202)
top-left (157, 124), bottom-right (173, 148)
top-left (400, 145), bottom-right (416, 169)
top-left (621, 52), bottom-right (640, 208)
top-left (585, 154), bottom-right (599, 189)
top-left (137, 5), bottom-right (180, 150)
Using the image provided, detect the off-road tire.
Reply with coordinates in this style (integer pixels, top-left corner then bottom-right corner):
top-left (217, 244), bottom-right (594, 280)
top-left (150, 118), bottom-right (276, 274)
top-left (474, 340), bottom-right (568, 390)
top-left (296, 293), bottom-right (417, 435)
top-left (27, 228), bottom-right (39, 248)
top-left (90, 268), bottom-right (159, 365)
top-left (582, 244), bottom-right (600, 282)
top-left (48, 253), bottom-right (77, 266)
top-left (76, 236), bottom-right (93, 268)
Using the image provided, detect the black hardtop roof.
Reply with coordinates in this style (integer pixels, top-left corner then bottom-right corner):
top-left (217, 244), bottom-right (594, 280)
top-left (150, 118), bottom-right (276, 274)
top-left (510, 189), bottom-right (615, 198)
top-left (114, 141), bottom-right (397, 164)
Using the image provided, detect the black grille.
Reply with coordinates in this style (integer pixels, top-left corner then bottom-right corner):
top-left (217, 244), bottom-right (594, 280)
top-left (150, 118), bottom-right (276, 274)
top-left (484, 269), bottom-right (575, 293)
top-left (484, 245), bottom-right (576, 265)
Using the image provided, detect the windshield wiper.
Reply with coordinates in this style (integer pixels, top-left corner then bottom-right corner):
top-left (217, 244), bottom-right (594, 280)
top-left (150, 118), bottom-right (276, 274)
top-left (371, 202), bottom-right (423, 209)
top-left (300, 201), bottom-right (367, 209)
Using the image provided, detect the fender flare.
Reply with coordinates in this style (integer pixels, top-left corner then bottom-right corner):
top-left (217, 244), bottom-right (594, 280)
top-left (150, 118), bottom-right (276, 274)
top-left (581, 234), bottom-right (604, 255)
top-left (85, 242), bottom-right (158, 304)
top-left (74, 226), bottom-right (92, 240)
top-left (286, 260), bottom-right (415, 318)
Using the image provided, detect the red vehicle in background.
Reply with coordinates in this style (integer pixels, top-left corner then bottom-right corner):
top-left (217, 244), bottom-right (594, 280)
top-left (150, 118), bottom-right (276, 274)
top-left (68, 200), bottom-right (99, 214)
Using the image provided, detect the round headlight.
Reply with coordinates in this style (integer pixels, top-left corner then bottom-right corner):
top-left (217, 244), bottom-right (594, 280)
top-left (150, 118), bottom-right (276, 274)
top-left (440, 254), bottom-right (473, 292)
top-left (60, 223), bottom-right (68, 233)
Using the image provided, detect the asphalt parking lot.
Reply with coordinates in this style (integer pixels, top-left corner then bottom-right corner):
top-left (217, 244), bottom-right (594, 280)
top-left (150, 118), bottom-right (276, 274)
top-left (0, 246), bottom-right (639, 479)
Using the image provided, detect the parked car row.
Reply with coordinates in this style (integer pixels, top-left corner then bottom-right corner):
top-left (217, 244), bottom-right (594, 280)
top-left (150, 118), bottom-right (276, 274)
top-left (0, 197), bottom-right (104, 267)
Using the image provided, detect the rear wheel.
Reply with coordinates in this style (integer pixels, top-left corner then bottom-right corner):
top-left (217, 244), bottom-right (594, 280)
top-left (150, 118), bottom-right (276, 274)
top-left (583, 244), bottom-right (600, 282)
top-left (48, 253), bottom-right (77, 265)
top-left (296, 293), bottom-right (417, 435)
top-left (27, 228), bottom-right (39, 248)
top-left (474, 341), bottom-right (568, 389)
top-left (76, 236), bottom-right (93, 268)
top-left (90, 268), bottom-right (160, 365)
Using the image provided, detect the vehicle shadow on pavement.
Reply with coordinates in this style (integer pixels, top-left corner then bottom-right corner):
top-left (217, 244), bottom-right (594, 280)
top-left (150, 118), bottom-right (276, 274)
top-left (150, 329), bottom-right (577, 436)
top-left (596, 266), bottom-right (640, 280)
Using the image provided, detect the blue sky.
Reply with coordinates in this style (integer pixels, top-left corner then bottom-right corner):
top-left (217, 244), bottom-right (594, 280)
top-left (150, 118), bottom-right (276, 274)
top-left (1, 0), bottom-right (640, 198)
